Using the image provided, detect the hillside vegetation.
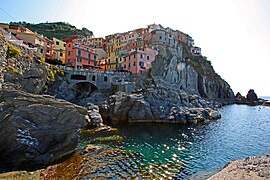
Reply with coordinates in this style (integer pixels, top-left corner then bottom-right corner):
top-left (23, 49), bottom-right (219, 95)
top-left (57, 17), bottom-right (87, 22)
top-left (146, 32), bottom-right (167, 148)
top-left (10, 21), bottom-right (93, 40)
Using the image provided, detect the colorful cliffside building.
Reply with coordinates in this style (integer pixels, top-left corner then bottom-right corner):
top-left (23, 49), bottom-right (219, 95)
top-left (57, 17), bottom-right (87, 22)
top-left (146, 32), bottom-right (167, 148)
top-left (44, 37), bottom-right (55, 60)
top-left (65, 42), bottom-right (99, 70)
top-left (119, 47), bottom-right (158, 74)
top-left (53, 37), bottom-right (66, 63)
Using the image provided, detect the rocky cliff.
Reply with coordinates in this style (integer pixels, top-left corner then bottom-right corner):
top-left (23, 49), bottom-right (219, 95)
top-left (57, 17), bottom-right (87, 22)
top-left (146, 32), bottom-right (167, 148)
top-left (150, 45), bottom-right (234, 101)
top-left (100, 45), bottom-right (234, 123)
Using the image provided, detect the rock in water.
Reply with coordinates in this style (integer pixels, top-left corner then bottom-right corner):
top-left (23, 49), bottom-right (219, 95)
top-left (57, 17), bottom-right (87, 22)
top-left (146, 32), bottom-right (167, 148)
top-left (0, 90), bottom-right (87, 172)
top-left (246, 89), bottom-right (258, 102)
top-left (85, 103), bottom-right (103, 128)
top-left (100, 92), bottom-right (221, 123)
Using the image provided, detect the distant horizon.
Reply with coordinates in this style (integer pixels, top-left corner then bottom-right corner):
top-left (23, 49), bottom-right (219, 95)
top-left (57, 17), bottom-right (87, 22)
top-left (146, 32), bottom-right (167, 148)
top-left (1, 0), bottom-right (269, 96)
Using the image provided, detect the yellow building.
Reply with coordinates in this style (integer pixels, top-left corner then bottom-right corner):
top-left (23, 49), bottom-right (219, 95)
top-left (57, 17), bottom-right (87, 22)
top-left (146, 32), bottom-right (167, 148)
top-left (53, 37), bottom-right (66, 63)
top-left (107, 52), bottom-right (118, 70)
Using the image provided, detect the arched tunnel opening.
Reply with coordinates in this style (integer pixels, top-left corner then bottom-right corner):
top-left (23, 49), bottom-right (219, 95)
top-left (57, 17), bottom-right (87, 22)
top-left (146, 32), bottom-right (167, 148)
top-left (74, 82), bottom-right (98, 98)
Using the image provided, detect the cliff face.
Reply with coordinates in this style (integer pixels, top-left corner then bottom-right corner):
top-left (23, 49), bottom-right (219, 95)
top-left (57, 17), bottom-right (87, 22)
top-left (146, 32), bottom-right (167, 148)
top-left (150, 46), bottom-right (234, 101)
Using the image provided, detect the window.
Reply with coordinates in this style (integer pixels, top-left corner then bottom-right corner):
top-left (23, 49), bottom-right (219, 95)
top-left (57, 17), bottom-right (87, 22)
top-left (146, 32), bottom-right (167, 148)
top-left (124, 57), bottom-right (126, 61)
top-left (40, 49), bottom-right (43, 53)
top-left (140, 54), bottom-right (143, 59)
top-left (68, 44), bottom-right (71, 48)
top-left (68, 59), bottom-right (70, 62)
top-left (92, 75), bottom-right (96, 81)
top-left (88, 61), bottom-right (90, 64)
top-left (94, 55), bottom-right (97, 60)
top-left (128, 63), bottom-right (130, 68)
top-left (153, 31), bottom-right (156, 35)
top-left (76, 58), bottom-right (81, 62)
top-left (133, 61), bottom-right (136, 66)
top-left (68, 51), bottom-right (70, 55)
top-left (64, 44), bottom-right (66, 47)
top-left (124, 64), bottom-right (126, 68)
top-left (159, 36), bottom-right (162, 40)
top-left (116, 58), bottom-right (118, 62)
top-left (129, 56), bottom-right (130, 60)
top-left (78, 50), bottom-right (81, 56)
top-left (104, 76), bottom-right (108, 82)
top-left (60, 52), bottom-right (63, 57)
top-left (134, 54), bottom-right (136, 58)
top-left (56, 41), bottom-right (59, 45)
top-left (147, 56), bottom-right (150, 60)
top-left (88, 54), bottom-right (91, 59)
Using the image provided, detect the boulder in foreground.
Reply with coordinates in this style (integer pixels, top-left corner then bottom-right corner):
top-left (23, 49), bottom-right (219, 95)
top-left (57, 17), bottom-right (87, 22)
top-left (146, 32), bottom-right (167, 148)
top-left (0, 90), bottom-right (87, 172)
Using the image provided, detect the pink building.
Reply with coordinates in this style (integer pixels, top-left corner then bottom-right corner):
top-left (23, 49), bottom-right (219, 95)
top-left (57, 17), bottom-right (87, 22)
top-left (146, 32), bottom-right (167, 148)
top-left (66, 42), bottom-right (98, 70)
top-left (119, 47), bottom-right (158, 74)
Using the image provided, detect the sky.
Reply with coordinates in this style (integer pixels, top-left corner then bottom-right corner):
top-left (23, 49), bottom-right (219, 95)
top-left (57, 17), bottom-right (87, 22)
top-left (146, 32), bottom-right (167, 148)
top-left (1, 0), bottom-right (269, 96)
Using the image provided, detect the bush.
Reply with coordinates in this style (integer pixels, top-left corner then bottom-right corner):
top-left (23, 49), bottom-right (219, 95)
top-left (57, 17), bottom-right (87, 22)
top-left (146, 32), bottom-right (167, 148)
top-left (5, 65), bottom-right (18, 73)
top-left (37, 56), bottom-right (45, 62)
top-left (7, 45), bottom-right (21, 58)
top-left (25, 54), bottom-right (32, 60)
top-left (90, 135), bottom-right (123, 144)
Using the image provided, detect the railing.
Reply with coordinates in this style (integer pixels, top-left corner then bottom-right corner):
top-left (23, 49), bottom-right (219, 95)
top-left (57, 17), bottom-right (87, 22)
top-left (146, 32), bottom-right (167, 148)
top-left (62, 66), bottom-right (130, 76)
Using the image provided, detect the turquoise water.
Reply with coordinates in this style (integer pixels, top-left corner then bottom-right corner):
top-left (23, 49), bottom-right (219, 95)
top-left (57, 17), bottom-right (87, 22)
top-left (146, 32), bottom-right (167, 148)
top-left (110, 104), bottom-right (270, 178)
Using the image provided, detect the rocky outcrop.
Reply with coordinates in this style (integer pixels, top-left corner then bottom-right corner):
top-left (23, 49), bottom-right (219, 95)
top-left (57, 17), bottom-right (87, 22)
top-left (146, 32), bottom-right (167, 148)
top-left (235, 89), bottom-right (268, 106)
top-left (246, 89), bottom-right (258, 102)
top-left (100, 92), bottom-right (221, 123)
top-left (209, 154), bottom-right (270, 180)
top-left (0, 90), bottom-right (87, 172)
top-left (150, 46), bottom-right (234, 102)
top-left (85, 103), bottom-right (103, 128)
top-left (3, 64), bottom-right (49, 94)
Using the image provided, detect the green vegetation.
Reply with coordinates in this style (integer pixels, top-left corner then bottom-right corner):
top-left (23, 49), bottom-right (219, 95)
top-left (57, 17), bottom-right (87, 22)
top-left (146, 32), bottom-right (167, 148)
top-left (24, 54), bottom-right (31, 60)
top-left (10, 21), bottom-right (93, 40)
top-left (45, 65), bottom-right (63, 82)
top-left (7, 45), bottom-right (21, 58)
top-left (187, 56), bottom-right (222, 81)
top-left (91, 135), bottom-right (123, 144)
top-left (36, 55), bottom-right (45, 62)
top-left (5, 65), bottom-right (18, 73)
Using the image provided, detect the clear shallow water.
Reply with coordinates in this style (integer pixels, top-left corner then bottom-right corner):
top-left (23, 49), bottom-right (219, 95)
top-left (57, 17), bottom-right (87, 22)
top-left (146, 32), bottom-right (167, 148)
top-left (110, 104), bottom-right (270, 178)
